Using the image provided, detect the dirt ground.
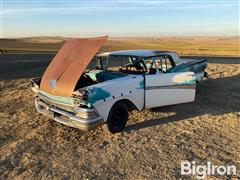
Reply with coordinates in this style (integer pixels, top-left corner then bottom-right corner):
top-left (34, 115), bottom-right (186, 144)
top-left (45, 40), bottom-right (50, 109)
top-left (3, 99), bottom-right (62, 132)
top-left (0, 54), bottom-right (239, 179)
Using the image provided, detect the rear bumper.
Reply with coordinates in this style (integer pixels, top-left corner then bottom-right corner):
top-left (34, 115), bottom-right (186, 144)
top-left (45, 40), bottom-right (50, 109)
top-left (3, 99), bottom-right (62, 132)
top-left (196, 71), bottom-right (208, 83)
top-left (204, 71), bottom-right (208, 78)
top-left (35, 99), bottom-right (104, 131)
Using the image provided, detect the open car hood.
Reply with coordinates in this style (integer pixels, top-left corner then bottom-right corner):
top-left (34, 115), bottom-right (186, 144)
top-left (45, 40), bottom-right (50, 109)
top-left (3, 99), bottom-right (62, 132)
top-left (40, 36), bottom-right (108, 96)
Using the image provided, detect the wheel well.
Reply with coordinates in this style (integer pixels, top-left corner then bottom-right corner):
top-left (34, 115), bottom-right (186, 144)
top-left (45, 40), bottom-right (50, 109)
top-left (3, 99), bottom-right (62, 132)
top-left (117, 99), bottom-right (138, 111)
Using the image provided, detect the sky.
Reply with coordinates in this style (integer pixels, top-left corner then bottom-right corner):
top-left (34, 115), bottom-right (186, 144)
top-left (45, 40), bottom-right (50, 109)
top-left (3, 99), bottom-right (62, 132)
top-left (1, 0), bottom-right (239, 38)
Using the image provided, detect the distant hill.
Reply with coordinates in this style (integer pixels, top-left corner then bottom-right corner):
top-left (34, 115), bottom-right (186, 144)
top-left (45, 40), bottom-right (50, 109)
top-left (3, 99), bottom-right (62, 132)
top-left (0, 36), bottom-right (66, 53)
top-left (19, 36), bottom-right (66, 43)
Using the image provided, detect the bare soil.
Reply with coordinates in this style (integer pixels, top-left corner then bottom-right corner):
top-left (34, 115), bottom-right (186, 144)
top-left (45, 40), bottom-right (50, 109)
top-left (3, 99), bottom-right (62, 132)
top-left (0, 54), bottom-right (239, 179)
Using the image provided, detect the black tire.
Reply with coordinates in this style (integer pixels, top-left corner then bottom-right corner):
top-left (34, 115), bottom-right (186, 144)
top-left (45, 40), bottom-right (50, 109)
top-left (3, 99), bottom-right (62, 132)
top-left (103, 101), bottom-right (128, 133)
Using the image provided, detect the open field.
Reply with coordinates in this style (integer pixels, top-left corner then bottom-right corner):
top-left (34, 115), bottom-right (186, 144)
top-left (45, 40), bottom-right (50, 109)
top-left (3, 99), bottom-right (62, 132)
top-left (0, 36), bottom-right (239, 57)
top-left (0, 37), bottom-right (239, 179)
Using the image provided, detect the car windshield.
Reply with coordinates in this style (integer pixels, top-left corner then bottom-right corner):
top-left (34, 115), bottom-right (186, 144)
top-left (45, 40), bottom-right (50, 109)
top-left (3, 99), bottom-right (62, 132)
top-left (93, 55), bottom-right (147, 74)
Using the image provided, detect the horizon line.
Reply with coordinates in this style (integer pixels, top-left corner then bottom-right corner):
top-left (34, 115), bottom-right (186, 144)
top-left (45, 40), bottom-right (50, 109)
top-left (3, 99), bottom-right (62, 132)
top-left (1, 35), bottom-right (240, 39)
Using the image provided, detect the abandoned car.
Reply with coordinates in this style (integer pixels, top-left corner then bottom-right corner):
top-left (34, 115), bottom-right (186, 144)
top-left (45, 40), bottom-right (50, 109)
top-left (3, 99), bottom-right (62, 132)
top-left (31, 36), bottom-right (207, 133)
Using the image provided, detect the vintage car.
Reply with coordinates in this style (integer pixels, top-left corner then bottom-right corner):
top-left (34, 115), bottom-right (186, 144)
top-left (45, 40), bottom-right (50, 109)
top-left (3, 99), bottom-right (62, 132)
top-left (31, 36), bottom-right (207, 133)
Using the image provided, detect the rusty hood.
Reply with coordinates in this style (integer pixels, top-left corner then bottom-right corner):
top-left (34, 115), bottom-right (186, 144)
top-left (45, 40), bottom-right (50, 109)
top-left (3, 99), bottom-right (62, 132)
top-left (40, 36), bottom-right (108, 96)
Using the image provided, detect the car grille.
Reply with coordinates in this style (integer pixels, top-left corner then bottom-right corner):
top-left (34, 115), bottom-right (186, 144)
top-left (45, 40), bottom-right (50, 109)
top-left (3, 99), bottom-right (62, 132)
top-left (38, 94), bottom-right (76, 113)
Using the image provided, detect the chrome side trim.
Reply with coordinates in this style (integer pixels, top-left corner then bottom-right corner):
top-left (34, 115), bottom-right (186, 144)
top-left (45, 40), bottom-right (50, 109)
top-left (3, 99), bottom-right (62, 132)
top-left (145, 84), bottom-right (196, 90)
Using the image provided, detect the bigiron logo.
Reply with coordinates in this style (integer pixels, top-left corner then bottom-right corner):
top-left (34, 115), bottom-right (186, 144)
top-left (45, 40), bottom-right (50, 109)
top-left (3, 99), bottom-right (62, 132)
top-left (181, 161), bottom-right (237, 179)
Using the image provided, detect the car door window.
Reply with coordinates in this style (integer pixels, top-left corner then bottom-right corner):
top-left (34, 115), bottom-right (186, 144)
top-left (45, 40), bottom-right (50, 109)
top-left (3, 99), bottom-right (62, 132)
top-left (145, 59), bottom-right (157, 74)
top-left (155, 58), bottom-right (163, 72)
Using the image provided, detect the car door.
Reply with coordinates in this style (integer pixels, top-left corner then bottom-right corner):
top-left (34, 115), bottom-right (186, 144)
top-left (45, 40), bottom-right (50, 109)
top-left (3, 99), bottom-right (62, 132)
top-left (145, 71), bottom-right (196, 108)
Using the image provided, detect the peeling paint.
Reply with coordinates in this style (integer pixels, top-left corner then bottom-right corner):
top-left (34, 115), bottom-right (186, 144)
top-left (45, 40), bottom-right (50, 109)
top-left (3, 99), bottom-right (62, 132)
top-left (138, 80), bottom-right (144, 89)
top-left (39, 90), bottom-right (74, 105)
top-left (86, 70), bottom-right (102, 81)
top-left (176, 77), bottom-right (196, 85)
top-left (87, 87), bottom-right (111, 107)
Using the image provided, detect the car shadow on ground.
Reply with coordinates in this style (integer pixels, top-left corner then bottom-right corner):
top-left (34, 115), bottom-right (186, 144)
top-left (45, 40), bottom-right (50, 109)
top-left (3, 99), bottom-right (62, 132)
top-left (125, 75), bottom-right (240, 132)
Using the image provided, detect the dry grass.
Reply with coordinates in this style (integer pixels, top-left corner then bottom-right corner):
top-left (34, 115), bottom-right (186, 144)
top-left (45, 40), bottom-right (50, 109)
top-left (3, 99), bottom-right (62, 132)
top-left (0, 37), bottom-right (239, 179)
top-left (0, 58), bottom-right (239, 179)
top-left (102, 37), bottom-right (240, 57)
top-left (0, 36), bottom-right (239, 56)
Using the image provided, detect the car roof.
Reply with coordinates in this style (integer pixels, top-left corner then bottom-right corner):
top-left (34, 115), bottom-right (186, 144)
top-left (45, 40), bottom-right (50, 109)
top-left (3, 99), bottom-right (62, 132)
top-left (97, 50), bottom-right (176, 58)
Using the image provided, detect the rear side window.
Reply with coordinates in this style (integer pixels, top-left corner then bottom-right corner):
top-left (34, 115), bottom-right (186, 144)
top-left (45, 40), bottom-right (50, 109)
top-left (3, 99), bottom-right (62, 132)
top-left (161, 56), bottom-right (173, 72)
top-left (155, 55), bottom-right (173, 72)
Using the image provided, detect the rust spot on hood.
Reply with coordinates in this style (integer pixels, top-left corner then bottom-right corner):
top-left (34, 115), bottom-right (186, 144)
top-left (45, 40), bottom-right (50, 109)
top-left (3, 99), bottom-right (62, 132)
top-left (40, 36), bottom-right (108, 96)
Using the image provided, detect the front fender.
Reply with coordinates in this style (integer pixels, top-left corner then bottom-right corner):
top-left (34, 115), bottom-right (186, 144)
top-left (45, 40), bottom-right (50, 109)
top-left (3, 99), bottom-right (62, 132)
top-left (83, 75), bottom-right (145, 121)
top-left (93, 90), bottom-right (144, 122)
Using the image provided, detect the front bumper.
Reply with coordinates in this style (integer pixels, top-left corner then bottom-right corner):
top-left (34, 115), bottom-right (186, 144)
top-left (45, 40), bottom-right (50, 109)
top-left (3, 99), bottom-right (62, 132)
top-left (35, 99), bottom-right (104, 131)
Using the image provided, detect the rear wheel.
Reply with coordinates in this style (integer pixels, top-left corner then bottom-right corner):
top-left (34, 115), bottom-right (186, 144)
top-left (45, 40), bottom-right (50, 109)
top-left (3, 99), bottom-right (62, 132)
top-left (103, 101), bottom-right (128, 133)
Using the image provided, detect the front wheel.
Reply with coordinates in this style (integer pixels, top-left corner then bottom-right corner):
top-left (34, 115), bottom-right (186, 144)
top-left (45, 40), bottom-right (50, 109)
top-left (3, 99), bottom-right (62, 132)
top-left (103, 101), bottom-right (128, 133)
